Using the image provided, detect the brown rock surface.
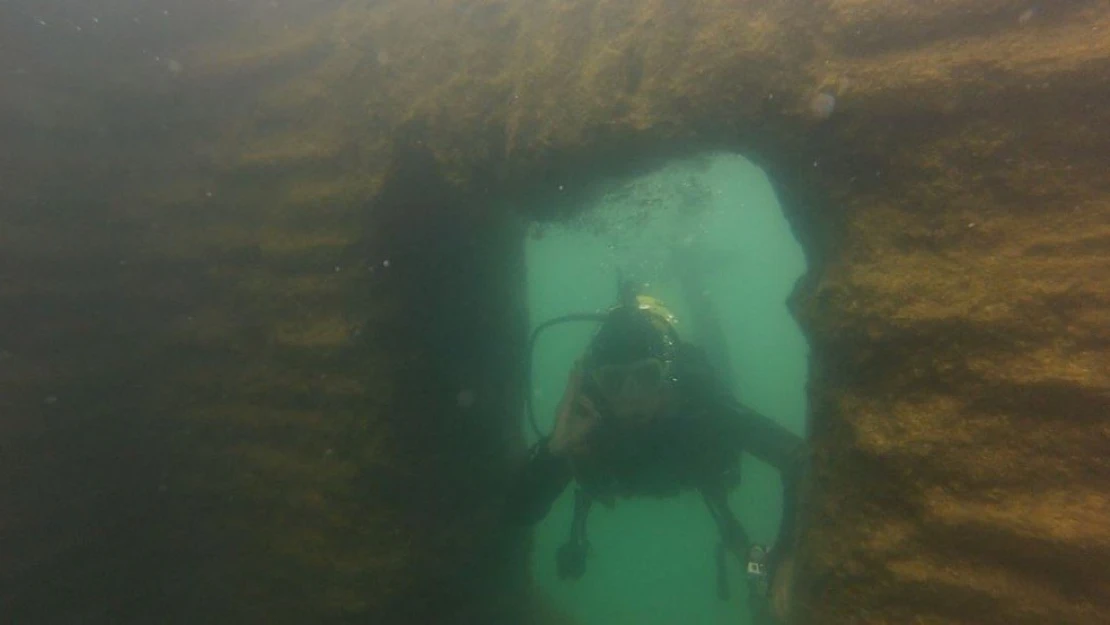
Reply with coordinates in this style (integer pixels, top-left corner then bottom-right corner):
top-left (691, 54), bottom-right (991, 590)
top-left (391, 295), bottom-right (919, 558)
top-left (1, 0), bottom-right (1107, 623)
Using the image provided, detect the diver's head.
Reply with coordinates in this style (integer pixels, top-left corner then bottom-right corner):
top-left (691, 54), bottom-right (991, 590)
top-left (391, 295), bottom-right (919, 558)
top-left (583, 293), bottom-right (678, 423)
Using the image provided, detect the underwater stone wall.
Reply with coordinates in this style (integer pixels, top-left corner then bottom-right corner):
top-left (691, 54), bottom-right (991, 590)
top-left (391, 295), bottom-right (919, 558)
top-left (1, 0), bottom-right (1108, 623)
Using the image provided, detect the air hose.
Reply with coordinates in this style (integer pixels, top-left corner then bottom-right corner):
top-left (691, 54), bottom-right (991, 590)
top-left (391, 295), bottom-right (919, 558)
top-left (524, 312), bottom-right (607, 439)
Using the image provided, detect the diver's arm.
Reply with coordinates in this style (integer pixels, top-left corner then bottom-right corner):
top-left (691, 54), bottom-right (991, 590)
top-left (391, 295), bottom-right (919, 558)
top-left (719, 398), bottom-right (804, 473)
top-left (505, 363), bottom-right (597, 525)
top-left (504, 437), bottom-right (573, 526)
top-left (717, 397), bottom-right (808, 569)
top-left (681, 342), bottom-right (807, 505)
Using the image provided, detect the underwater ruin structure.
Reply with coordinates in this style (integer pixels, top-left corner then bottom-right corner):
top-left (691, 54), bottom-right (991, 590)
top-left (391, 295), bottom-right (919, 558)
top-left (1, 1), bottom-right (1107, 623)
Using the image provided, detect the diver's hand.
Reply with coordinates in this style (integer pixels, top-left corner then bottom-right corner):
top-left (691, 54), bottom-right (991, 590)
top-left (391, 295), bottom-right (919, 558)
top-left (548, 362), bottom-right (600, 457)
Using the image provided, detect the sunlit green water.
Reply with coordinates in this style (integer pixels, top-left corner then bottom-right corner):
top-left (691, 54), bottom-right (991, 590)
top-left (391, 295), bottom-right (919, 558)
top-left (524, 152), bottom-right (807, 625)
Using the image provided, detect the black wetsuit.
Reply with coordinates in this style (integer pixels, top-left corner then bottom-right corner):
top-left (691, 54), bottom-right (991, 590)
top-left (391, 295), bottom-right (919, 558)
top-left (506, 342), bottom-right (806, 561)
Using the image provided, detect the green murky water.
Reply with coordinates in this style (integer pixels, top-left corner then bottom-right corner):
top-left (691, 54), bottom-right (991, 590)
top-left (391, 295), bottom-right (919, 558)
top-left (525, 152), bottom-right (808, 624)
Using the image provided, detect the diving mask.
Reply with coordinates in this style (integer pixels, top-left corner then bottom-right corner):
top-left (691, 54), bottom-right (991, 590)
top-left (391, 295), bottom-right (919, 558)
top-left (590, 357), bottom-right (671, 400)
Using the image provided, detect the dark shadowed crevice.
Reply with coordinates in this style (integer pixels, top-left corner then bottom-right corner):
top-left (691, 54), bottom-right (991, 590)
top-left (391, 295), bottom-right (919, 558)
top-left (352, 142), bottom-right (536, 624)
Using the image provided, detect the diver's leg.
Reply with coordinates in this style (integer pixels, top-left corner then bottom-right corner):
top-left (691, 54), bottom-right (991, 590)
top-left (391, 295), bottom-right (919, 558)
top-left (702, 485), bottom-right (746, 601)
top-left (556, 488), bottom-right (592, 580)
top-left (701, 486), bottom-right (780, 623)
top-left (701, 483), bottom-right (751, 557)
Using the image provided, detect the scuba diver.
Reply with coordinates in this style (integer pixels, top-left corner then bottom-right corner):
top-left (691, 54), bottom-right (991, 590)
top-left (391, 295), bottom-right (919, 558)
top-left (506, 280), bottom-right (806, 623)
